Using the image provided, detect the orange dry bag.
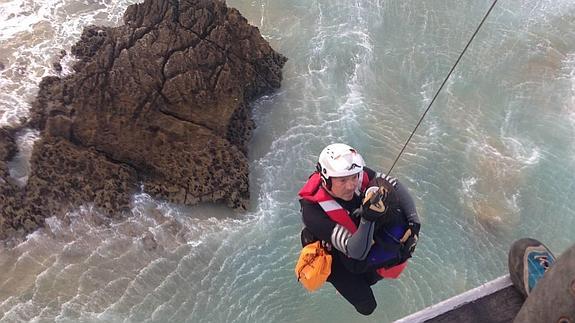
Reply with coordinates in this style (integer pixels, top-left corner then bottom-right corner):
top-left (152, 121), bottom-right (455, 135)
top-left (295, 241), bottom-right (332, 292)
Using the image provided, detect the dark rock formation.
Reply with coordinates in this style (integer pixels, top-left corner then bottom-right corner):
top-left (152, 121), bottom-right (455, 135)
top-left (0, 129), bottom-right (17, 179)
top-left (0, 0), bottom-right (287, 240)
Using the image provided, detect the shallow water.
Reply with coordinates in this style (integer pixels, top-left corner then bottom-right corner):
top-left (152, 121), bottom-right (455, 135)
top-left (1, 0), bottom-right (575, 322)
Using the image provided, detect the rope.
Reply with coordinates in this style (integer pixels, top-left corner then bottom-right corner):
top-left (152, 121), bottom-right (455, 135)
top-left (387, 0), bottom-right (499, 175)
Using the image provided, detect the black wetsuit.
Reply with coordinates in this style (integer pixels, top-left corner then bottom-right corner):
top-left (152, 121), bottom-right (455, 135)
top-left (299, 167), bottom-right (419, 315)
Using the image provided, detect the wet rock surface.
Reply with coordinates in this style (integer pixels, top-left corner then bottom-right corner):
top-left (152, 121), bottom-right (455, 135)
top-left (0, 0), bottom-right (287, 240)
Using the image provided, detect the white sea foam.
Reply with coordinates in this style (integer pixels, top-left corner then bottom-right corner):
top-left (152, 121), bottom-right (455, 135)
top-left (500, 135), bottom-right (541, 166)
top-left (5, 128), bottom-right (39, 187)
top-left (0, 193), bottom-right (259, 322)
top-left (0, 0), bottom-right (137, 127)
top-left (337, 25), bottom-right (374, 123)
top-left (457, 130), bottom-right (539, 232)
top-left (563, 53), bottom-right (575, 161)
top-left (461, 177), bottom-right (477, 196)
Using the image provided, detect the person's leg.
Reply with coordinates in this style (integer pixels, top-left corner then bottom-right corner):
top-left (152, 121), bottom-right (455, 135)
top-left (328, 263), bottom-right (377, 315)
top-left (508, 238), bottom-right (556, 297)
top-left (512, 242), bottom-right (575, 323)
top-left (364, 270), bottom-right (384, 286)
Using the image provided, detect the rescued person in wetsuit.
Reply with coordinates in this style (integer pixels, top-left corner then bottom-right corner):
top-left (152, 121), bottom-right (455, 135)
top-left (298, 143), bottom-right (421, 315)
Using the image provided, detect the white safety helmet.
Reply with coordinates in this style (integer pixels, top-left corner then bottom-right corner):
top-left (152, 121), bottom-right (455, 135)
top-left (316, 143), bottom-right (365, 186)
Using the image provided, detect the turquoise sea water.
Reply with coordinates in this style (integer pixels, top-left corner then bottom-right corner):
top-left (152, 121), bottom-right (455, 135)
top-left (1, 0), bottom-right (574, 322)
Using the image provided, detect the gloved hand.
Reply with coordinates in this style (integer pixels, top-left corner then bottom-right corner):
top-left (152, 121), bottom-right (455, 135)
top-left (400, 222), bottom-right (420, 257)
top-left (359, 186), bottom-right (389, 222)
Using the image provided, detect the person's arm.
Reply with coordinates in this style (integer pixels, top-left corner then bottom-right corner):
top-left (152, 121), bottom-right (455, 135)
top-left (370, 170), bottom-right (420, 231)
top-left (394, 180), bottom-right (420, 230)
top-left (300, 200), bottom-right (375, 260)
top-left (332, 220), bottom-right (375, 260)
top-left (369, 173), bottom-right (420, 258)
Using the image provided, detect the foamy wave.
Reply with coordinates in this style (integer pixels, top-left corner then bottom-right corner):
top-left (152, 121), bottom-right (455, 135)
top-left (0, 193), bottom-right (260, 322)
top-left (337, 27), bottom-right (374, 121)
top-left (459, 133), bottom-right (538, 231)
top-left (0, 0), bottom-right (138, 127)
top-left (300, 1), bottom-right (375, 133)
top-left (461, 177), bottom-right (477, 196)
top-left (6, 128), bottom-right (39, 187)
top-left (500, 136), bottom-right (541, 166)
top-left (563, 53), bottom-right (575, 160)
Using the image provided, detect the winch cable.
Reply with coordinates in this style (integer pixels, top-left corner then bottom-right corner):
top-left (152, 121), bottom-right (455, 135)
top-left (387, 0), bottom-right (499, 175)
